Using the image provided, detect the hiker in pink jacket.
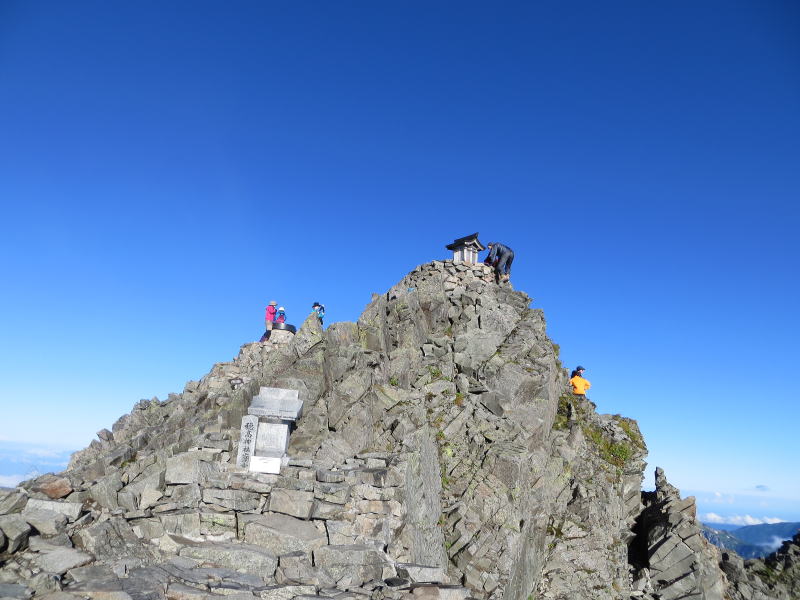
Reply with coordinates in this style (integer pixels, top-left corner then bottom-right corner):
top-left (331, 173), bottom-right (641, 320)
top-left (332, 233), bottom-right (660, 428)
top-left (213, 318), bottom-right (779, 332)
top-left (259, 300), bottom-right (278, 342)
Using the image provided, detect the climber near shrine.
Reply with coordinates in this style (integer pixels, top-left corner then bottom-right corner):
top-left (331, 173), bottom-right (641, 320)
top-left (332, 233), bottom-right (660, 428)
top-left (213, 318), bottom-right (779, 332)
top-left (259, 300), bottom-right (278, 342)
top-left (485, 241), bottom-right (514, 283)
top-left (569, 365), bottom-right (591, 396)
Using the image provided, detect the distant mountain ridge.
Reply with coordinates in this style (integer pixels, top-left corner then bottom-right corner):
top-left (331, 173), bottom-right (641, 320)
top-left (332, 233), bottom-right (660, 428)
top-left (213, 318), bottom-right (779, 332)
top-left (702, 521), bottom-right (800, 558)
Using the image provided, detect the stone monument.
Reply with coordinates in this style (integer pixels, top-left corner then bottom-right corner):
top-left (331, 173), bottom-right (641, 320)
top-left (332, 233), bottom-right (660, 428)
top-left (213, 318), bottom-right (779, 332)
top-left (236, 386), bottom-right (303, 474)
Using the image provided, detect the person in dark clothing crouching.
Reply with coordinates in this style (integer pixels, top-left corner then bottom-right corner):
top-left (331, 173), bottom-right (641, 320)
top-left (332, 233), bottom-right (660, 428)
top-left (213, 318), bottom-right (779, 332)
top-left (485, 242), bottom-right (514, 283)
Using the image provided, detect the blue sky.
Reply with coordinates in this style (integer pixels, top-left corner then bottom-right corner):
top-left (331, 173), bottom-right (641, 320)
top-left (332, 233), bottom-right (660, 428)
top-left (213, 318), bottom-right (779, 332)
top-left (1, 1), bottom-right (798, 525)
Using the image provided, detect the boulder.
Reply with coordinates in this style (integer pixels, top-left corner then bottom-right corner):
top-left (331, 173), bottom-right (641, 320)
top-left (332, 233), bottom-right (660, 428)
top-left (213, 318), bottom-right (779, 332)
top-left (312, 544), bottom-right (388, 587)
top-left (0, 583), bottom-right (32, 599)
top-left (201, 488), bottom-right (261, 511)
top-left (30, 475), bottom-right (73, 499)
top-left (179, 541), bottom-right (278, 578)
top-left (21, 506), bottom-right (68, 535)
top-left (268, 489), bottom-right (314, 519)
top-left (0, 490), bottom-right (28, 515)
top-left (0, 513), bottom-right (32, 552)
top-left (32, 547), bottom-right (93, 574)
top-left (241, 513), bottom-right (327, 555)
top-left (164, 453), bottom-right (217, 485)
top-left (25, 498), bottom-right (83, 521)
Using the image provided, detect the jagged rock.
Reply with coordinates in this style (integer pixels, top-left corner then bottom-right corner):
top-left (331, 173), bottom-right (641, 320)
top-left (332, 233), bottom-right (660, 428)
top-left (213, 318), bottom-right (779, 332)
top-left (629, 468), bottom-right (726, 600)
top-left (313, 544), bottom-right (388, 587)
top-left (0, 490), bottom-right (28, 515)
top-left (396, 563), bottom-right (449, 584)
top-left (67, 564), bottom-right (118, 582)
top-left (158, 513), bottom-right (202, 538)
top-left (72, 517), bottom-right (154, 562)
top-left (0, 583), bottom-right (33, 599)
top-left (259, 585), bottom-right (317, 600)
top-left (138, 488), bottom-right (163, 510)
top-left (268, 489), bottom-right (314, 519)
top-left (275, 551), bottom-right (335, 587)
top-left (201, 488), bottom-right (260, 511)
top-left (88, 472), bottom-right (123, 509)
top-left (164, 453), bottom-right (217, 485)
top-left (1, 260), bottom-right (795, 600)
top-left (409, 585), bottom-right (471, 600)
top-left (0, 513), bottom-right (32, 552)
top-left (178, 541), bottom-right (277, 578)
top-left (31, 547), bottom-right (93, 574)
top-left (35, 592), bottom-right (81, 600)
top-left (29, 475), bottom-right (73, 500)
top-left (240, 513), bottom-right (327, 555)
top-left (24, 499), bottom-right (83, 522)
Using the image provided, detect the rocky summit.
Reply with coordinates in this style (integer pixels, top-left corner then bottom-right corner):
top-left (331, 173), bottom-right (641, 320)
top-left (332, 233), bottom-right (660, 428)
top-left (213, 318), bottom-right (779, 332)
top-left (1, 260), bottom-right (797, 600)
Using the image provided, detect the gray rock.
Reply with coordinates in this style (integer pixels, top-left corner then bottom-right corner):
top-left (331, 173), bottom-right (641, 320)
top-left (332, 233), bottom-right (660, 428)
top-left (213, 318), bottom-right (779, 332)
top-left (276, 551), bottom-right (335, 587)
top-left (158, 512), bottom-right (202, 538)
top-left (21, 506), bottom-right (68, 535)
top-left (201, 488), bottom-right (261, 511)
top-left (138, 488), bottom-right (162, 510)
top-left (179, 541), bottom-right (277, 578)
top-left (28, 533), bottom-right (72, 551)
top-left (410, 585), bottom-right (471, 600)
top-left (72, 517), bottom-right (154, 561)
top-left (396, 563), bottom-right (448, 584)
top-left (0, 583), bottom-right (32, 599)
top-left (315, 469), bottom-right (345, 483)
top-left (242, 513), bottom-right (327, 555)
top-left (32, 547), bottom-right (93, 574)
top-left (199, 511), bottom-right (237, 536)
top-left (313, 544), bottom-right (387, 587)
top-left (0, 491), bottom-right (28, 515)
top-left (268, 488), bottom-right (314, 519)
top-left (165, 453), bottom-right (216, 485)
top-left (314, 482), bottom-right (350, 505)
top-left (67, 564), bottom-right (118, 582)
top-left (258, 585), bottom-right (317, 600)
top-left (29, 475), bottom-right (73, 499)
top-left (0, 513), bottom-right (32, 552)
top-left (33, 592), bottom-right (83, 600)
top-left (25, 498), bottom-right (83, 521)
top-left (88, 472), bottom-right (123, 509)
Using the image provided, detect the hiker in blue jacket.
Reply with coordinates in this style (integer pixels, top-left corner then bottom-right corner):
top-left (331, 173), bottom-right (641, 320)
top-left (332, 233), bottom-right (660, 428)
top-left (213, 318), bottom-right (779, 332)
top-left (312, 302), bottom-right (325, 325)
top-left (485, 242), bottom-right (514, 283)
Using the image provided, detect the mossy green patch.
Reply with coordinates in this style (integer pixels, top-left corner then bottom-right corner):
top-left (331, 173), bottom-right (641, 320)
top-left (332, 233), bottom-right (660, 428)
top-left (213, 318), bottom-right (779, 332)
top-left (582, 423), bottom-right (633, 468)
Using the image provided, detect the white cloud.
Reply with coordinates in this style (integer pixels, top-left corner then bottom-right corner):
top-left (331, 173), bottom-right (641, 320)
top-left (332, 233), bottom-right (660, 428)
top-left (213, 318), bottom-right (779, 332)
top-left (0, 474), bottom-right (25, 487)
top-left (701, 512), bottom-right (786, 526)
top-left (702, 492), bottom-right (735, 505)
top-left (24, 448), bottom-right (67, 459)
top-left (759, 536), bottom-right (789, 552)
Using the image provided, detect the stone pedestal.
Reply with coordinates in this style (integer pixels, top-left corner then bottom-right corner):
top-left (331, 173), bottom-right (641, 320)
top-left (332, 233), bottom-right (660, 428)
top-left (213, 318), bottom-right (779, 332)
top-left (236, 387), bottom-right (302, 475)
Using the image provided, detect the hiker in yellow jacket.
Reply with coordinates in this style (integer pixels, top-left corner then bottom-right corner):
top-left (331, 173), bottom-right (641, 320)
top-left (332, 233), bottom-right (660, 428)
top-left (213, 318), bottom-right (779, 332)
top-left (569, 366), bottom-right (591, 396)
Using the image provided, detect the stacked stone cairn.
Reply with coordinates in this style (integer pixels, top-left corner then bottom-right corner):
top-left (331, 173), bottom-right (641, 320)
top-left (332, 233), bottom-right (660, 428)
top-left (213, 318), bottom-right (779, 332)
top-left (1, 260), bottom-right (798, 600)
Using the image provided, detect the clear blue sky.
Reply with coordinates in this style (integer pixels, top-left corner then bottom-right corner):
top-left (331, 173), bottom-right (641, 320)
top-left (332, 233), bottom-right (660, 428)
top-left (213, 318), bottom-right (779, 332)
top-left (1, 1), bottom-right (798, 525)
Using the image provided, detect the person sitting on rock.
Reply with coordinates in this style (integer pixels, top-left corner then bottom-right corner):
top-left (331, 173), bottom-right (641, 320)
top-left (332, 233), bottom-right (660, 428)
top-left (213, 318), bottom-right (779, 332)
top-left (569, 366), bottom-right (591, 396)
top-left (276, 306), bottom-right (286, 324)
top-left (259, 300), bottom-right (278, 342)
top-left (312, 301), bottom-right (325, 325)
top-left (485, 242), bottom-right (514, 283)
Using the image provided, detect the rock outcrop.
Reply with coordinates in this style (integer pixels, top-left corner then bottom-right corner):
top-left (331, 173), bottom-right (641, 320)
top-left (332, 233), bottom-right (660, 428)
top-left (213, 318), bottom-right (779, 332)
top-left (0, 260), bottom-right (796, 599)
